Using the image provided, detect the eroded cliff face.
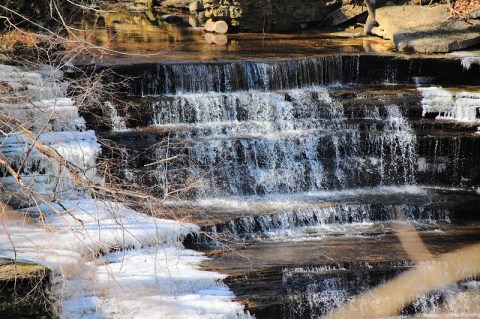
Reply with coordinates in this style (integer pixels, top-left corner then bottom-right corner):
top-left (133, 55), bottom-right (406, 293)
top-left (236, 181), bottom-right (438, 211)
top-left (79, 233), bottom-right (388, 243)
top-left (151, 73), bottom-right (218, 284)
top-left (194, 0), bottom-right (335, 32)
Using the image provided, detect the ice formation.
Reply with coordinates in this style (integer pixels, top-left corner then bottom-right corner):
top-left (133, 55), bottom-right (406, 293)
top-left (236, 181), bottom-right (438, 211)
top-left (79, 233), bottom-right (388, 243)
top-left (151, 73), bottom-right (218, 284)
top-left (419, 87), bottom-right (480, 122)
top-left (450, 51), bottom-right (480, 71)
top-left (0, 64), bottom-right (250, 318)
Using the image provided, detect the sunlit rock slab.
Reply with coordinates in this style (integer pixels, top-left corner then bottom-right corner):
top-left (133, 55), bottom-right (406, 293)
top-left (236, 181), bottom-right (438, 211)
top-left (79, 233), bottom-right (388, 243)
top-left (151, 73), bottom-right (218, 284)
top-left (373, 5), bottom-right (480, 53)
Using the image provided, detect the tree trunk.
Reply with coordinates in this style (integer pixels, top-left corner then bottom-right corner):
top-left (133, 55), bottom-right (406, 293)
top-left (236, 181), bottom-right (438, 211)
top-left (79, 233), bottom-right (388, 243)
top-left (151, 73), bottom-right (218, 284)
top-left (364, 0), bottom-right (378, 34)
top-left (213, 21), bottom-right (229, 34)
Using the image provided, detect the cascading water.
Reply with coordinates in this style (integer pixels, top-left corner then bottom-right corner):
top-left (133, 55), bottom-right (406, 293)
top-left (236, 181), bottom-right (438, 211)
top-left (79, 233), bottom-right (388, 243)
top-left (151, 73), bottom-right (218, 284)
top-left (96, 56), bottom-right (480, 319)
top-left (135, 88), bottom-right (419, 198)
top-left (127, 56), bottom-right (354, 95)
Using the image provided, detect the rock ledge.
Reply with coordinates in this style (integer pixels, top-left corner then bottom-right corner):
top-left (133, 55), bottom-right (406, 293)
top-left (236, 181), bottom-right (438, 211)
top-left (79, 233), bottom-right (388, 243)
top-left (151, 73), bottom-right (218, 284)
top-left (372, 5), bottom-right (480, 53)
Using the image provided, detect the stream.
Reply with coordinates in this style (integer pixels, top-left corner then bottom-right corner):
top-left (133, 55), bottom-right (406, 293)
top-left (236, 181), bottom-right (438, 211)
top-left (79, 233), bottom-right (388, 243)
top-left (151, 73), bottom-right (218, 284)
top-left (77, 9), bottom-right (480, 319)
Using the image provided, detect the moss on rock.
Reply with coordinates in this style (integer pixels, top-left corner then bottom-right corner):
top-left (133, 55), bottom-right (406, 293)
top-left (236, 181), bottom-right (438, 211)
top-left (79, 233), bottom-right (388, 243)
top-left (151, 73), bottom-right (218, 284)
top-left (0, 258), bottom-right (54, 318)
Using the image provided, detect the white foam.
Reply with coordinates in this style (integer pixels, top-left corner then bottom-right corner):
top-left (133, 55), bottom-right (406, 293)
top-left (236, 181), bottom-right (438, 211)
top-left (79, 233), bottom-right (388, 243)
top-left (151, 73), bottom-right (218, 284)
top-left (166, 185), bottom-right (427, 213)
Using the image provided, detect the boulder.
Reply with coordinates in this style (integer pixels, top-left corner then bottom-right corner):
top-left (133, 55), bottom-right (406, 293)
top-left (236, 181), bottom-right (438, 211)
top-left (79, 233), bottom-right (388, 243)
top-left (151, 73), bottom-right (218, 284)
top-left (372, 5), bottom-right (480, 53)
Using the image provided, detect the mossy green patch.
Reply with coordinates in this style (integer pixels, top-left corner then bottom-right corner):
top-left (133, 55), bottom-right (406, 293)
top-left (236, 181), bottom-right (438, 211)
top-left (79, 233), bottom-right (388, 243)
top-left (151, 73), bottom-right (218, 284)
top-left (0, 259), bottom-right (54, 318)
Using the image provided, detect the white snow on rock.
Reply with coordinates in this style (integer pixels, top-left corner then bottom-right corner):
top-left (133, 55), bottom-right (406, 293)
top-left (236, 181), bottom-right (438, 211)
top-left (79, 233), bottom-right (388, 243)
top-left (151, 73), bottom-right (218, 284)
top-left (0, 130), bottom-right (101, 202)
top-left (0, 64), bottom-right (251, 319)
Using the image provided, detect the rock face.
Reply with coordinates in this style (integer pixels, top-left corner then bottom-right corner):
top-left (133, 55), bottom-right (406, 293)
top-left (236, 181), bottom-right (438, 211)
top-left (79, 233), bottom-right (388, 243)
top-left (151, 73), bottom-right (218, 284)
top-left (372, 5), bottom-right (480, 53)
top-left (193, 0), bottom-right (335, 32)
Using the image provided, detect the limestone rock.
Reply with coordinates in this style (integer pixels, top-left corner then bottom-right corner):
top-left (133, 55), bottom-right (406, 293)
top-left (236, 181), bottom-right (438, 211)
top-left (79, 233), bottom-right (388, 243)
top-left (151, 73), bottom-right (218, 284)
top-left (372, 5), bottom-right (480, 53)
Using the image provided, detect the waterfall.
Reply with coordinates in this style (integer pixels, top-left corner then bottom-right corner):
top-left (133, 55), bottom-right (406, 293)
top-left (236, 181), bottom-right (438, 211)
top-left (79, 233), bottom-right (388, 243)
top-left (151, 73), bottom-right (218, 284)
top-left (198, 204), bottom-right (449, 243)
top-left (109, 56), bottom-right (359, 95)
top-left (142, 87), bottom-right (418, 197)
top-left (89, 55), bottom-right (480, 319)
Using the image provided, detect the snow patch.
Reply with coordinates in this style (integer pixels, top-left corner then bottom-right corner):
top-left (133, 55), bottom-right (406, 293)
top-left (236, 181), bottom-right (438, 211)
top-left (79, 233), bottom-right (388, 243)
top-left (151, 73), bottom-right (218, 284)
top-left (0, 64), bottom-right (250, 318)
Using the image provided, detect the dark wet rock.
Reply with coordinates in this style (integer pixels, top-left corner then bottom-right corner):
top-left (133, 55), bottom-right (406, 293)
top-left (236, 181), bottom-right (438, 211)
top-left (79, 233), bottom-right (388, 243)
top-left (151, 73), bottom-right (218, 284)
top-left (372, 5), bottom-right (480, 53)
